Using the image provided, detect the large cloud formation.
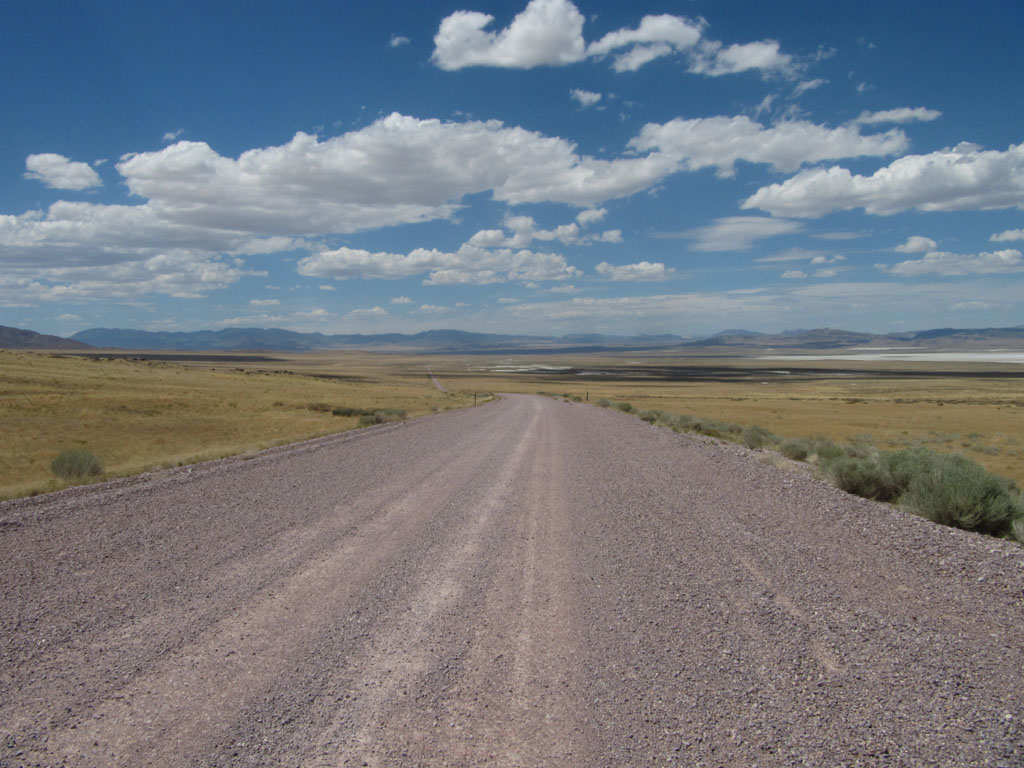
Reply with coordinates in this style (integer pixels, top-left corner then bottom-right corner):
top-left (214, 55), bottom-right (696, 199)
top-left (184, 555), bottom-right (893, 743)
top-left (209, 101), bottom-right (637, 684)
top-left (297, 244), bottom-right (581, 285)
top-left (117, 113), bottom-right (678, 227)
top-left (433, 0), bottom-right (794, 77)
top-left (744, 142), bottom-right (1024, 218)
top-left (631, 116), bottom-right (907, 177)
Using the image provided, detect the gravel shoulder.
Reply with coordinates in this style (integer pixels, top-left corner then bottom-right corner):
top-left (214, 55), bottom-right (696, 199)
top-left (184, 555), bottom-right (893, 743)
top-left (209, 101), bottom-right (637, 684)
top-left (2, 394), bottom-right (1022, 767)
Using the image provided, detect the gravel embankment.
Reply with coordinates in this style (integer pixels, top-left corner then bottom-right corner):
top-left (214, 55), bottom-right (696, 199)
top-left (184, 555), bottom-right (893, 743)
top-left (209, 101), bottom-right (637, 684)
top-left (1, 394), bottom-right (1021, 767)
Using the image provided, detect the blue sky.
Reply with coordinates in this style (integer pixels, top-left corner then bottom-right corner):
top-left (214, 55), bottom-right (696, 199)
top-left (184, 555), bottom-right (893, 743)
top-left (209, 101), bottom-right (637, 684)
top-left (2, 0), bottom-right (1023, 338)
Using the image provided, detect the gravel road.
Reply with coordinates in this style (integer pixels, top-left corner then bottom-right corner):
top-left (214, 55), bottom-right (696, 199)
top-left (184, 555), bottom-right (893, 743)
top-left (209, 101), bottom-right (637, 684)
top-left (2, 394), bottom-right (1022, 767)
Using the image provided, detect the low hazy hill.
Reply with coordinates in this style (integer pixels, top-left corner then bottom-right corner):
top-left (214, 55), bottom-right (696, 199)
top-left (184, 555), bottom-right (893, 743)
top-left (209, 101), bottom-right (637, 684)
top-left (688, 327), bottom-right (882, 349)
top-left (686, 326), bottom-right (1024, 351)
top-left (0, 325), bottom-right (92, 350)
top-left (7, 323), bottom-right (1022, 354)
top-left (898, 326), bottom-right (1024, 349)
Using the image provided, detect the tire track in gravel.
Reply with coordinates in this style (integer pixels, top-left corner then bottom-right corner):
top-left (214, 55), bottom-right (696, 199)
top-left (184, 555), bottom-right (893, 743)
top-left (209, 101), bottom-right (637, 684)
top-left (305, 397), bottom-right (545, 766)
top-left (3, 393), bottom-right (1024, 767)
top-left (424, 399), bottom-right (591, 767)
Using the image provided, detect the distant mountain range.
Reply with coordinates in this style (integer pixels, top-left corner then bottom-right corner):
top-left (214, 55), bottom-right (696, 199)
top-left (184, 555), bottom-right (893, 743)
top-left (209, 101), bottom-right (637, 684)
top-left (0, 325), bottom-right (92, 350)
top-left (695, 326), bottom-right (1024, 350)
top-left (1, 323), bottom-right (1023, 353)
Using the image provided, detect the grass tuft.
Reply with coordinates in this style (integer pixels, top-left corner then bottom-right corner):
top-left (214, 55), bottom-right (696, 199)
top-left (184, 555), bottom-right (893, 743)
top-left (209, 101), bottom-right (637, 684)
top-left (331, 406), bottom-right (372, 417)
top-left (357, 408), bottom-right (407, 426)
top-left (51, 450), bottom-right (104, 480)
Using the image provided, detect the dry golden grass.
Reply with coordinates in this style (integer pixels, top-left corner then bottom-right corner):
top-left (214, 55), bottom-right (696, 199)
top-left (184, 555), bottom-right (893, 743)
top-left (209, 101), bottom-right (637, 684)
top-left (0, 349), bottom-right (477, 500)
top-left (4, 347), bottom-right (1022, 499)
top-left (425, 353), bottom-right (1024, 487)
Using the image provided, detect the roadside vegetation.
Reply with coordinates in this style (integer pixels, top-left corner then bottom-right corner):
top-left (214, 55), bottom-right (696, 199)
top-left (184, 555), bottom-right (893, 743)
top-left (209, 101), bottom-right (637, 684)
top-left (590, 397), bottom-right (1024, 544)
top-left (455, 354), bottom-right (1024, 489)
top-left (0, 350), bottom-right (479, 500)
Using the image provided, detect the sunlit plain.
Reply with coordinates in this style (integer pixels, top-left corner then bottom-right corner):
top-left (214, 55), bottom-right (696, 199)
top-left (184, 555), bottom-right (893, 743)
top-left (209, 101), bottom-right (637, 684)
top-left (2, 348), bottom-right (1022, 500)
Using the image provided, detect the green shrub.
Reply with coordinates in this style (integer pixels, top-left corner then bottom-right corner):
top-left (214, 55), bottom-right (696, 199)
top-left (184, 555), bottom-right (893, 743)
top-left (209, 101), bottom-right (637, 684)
top-left (51, 450), bottom-right (104, 480)
top-left (779, 438), bottom-right (810, 461)
top-left (595, 398), bottom-right (612, 408)
top-left (655, 413), bottom-right (693, 432)
top-left (812, 438), bottom-right (844, 461)
top-left (638, 410), bottom-right (659, 423)
top-left (742, 425), bottom-right (774, 449)
top-left (614, 401), bottom-right (636, 413)
top-left (357, 409), bottom-right (407, 426)
top-left (878, 447), bottom-right (937, 492)
top-left (900, 453), bottom-right (1024, 535)
top-left (842, 441), bottom-right (875, 459)
top-left (332, 406), bottom-right (372, 417)
top-left (820, 455), bottom-right (901, 502)
top-left (1012, 516), bottom-right (1024, 544)
top-left (692, 420), bottom-right (728, 440)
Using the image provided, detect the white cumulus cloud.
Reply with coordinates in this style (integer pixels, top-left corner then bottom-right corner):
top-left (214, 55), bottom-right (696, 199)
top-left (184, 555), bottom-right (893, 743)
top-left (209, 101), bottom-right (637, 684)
top-left (24, 154), bottom-right (102, 190)
top-left (895, 235), bottom-right (938, 253)
top-left (431, 0), bottom-right (586, 70)
top-left (296, 244), bottom-right (581, 285)
top-left (689, 39), bottom-right (793, 77)
top-left (595, 260), bottom-right (673, 281)
top-left (630, 115), bottom-right (907, 177)
top-left (744, 142), bottom-right (1024, 218)
top-left (991, 228), bottom-right (1024, 242)
top-left (878, 249), bottom-right (1024, 277)
top-left (118, 113), bottom-right (678, 221)
top-left (433, 2), bottom-right (796, 78)
top-left (575, 208), bottom-right (606, 226)
top-left (570, 88), bottom-right (602, 107)
top-left (468, 209), bottom-right (619, 248)
top-left (587, 14), bottom-right (703, 72)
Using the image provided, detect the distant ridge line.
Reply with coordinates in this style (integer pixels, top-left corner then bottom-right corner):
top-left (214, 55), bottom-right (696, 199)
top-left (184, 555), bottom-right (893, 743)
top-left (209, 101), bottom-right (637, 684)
top-left (2, 323), bottom-right (1023, 353)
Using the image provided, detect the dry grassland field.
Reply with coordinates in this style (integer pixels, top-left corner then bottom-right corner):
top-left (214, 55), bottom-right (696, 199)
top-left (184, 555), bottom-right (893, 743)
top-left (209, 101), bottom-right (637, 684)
top-left (2, 348), bottom-right (1023, 499)
top-left (0, 349), bottom-right (477, 500)
top-left (429, 353), bottom-right (1024, 488)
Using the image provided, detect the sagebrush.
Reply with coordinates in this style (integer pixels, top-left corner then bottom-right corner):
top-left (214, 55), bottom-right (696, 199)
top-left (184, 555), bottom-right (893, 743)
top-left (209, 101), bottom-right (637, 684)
top-left (51, 450), bottom-right (104, 480)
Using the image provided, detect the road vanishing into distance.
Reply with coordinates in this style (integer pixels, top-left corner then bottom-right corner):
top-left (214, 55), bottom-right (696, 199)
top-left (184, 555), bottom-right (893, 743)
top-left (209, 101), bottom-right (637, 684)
top-left (2, 394), bottom-right (1023, 767)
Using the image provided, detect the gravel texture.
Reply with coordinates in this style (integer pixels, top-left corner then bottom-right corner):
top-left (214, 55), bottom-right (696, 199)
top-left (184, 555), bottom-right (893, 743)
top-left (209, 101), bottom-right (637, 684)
top-left (1, 394), bottom-right (1022, 767)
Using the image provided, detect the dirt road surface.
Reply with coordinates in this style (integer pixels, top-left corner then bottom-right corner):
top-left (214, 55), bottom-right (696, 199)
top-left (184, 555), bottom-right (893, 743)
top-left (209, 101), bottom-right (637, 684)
top-left (2, 394), bottom-right (1022, 767)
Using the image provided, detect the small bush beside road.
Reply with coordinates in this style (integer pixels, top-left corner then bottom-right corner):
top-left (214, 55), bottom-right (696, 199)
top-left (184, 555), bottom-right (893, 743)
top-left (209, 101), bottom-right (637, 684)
top-left (51, 450), bottom-right (103, 480)
top-left (594, 397), bottom-right (1024, 544)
